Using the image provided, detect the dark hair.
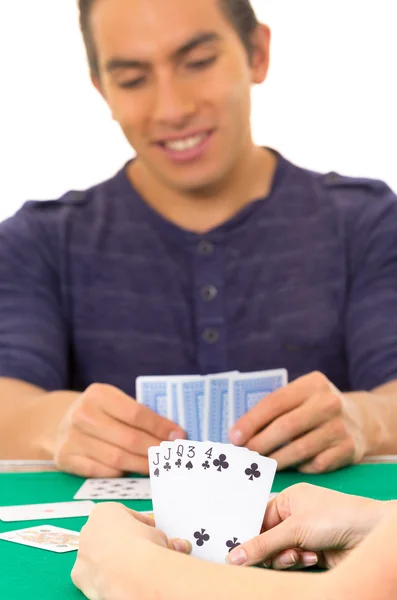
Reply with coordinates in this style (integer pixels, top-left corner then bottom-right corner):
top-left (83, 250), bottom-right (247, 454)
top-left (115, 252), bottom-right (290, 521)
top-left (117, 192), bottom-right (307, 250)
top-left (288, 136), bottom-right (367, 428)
top-left (78, 0), bottom-right (259, 77)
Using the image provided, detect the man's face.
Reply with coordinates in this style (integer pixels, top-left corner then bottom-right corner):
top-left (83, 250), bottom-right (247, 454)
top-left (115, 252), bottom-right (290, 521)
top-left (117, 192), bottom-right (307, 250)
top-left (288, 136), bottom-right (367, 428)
top-left (90, 0), bottom-right (269, 193)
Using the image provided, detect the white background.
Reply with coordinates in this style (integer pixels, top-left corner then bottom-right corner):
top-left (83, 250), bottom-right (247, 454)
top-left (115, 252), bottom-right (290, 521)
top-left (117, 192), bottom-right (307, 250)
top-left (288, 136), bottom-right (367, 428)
top-left (0, 1), bottom-right (396, 221)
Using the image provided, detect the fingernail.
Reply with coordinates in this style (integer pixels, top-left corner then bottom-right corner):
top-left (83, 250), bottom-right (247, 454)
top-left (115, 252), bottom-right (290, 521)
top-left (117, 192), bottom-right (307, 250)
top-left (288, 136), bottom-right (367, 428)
top-left (227, 547), bottom-right (248, 565)
top-left (229, 428), bottom-right (244, 445)
top-left (172, 539), bottom-right (190, 553)
top-left (302, 553), bottom-right (318, 567)
top-left (263, 559), bottom-right (271, 568)
top-left (168, 430), bottom-right (182, 441)
top-left (279, 552), bottom-right (297, 567)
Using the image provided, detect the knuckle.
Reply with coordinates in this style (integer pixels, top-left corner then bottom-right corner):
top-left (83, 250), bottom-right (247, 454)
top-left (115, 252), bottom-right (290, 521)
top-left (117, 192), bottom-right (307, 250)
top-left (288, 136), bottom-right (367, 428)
top-left (291, 439), bottom-right (310, 462)
top-left (331, 417), bottom-right (347, 438)
top-left (69, 405), bottom-right (93, 428)
top-left (248, 535), bottom-right (267, 561)
top-left (326, 391), bottom-right (343, 414)
top-left (292, 482), bottom-right (312, 495)
top-left (283, 414), bottom-right (300, 438)
top-left (310, 371), bottom-right (328, 390)
top-left (108, 448), bottom-right (126, 470)
top-left (124, 428), bottom-right (138, 450)
top-left (310, 455), bottom-right (329, 473)
top-left (84, 382), bottom-right (106, 398)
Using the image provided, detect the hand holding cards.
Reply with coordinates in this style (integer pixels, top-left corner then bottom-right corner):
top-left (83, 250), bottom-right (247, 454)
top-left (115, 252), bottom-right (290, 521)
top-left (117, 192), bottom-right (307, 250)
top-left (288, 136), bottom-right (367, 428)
top-left (149, 440), bottom-right (277, 563)
top-left (137, 369), bottom-right (288, 443)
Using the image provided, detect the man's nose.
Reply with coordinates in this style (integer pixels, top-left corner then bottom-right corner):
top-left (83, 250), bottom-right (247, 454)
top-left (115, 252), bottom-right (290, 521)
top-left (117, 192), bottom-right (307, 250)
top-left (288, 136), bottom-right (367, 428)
top-left (152, 75), bottom-right (196, 127)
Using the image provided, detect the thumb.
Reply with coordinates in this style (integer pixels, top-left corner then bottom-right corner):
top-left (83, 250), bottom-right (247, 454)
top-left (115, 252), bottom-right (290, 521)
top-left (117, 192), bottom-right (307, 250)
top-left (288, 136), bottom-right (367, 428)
top-left (227, 517), bottom-right (304, 567)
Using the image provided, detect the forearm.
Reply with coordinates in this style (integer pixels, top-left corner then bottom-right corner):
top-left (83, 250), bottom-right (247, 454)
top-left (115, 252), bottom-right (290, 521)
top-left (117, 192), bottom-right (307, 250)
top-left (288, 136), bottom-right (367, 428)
top-left (331, 505), bottom-right (397, 599)
top-left (113, 543), bottom-right (327, 600)
top-left (346, 379), bottom-right (397, 454)
top-left (0, 378), bottom-right (78, 459)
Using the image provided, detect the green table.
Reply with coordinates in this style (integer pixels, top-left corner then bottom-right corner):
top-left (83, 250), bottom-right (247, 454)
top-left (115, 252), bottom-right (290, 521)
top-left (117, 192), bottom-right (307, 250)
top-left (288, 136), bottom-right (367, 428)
top-left (1, 465), bottom-right (397, 600)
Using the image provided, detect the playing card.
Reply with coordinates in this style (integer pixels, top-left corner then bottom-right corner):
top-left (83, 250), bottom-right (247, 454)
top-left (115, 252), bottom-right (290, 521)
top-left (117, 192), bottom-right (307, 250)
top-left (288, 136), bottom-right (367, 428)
top-left (178, 377), bottom-right (207, 441)
top-left (206, 376), bottom-right (230, 443)
top-left (73, 478), bottom-right (151, 500)
top-left (150, 441), bottom-right (277, 564)
top-left (0, 525), bottom-right (79, 553)
top-left (0, 500), bottom-right (95, 522)
top-left (230, 369), bottom-right (288, 426)
top-left (136, 376), bottom-right (169, 418)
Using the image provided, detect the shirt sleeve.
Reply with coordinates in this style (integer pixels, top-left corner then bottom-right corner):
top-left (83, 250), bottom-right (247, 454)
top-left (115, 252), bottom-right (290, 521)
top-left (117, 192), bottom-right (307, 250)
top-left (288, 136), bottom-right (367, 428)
top-left (344, 184), bottom-right (397, 390)
top-left (0, 204), bottom-right (69, 390)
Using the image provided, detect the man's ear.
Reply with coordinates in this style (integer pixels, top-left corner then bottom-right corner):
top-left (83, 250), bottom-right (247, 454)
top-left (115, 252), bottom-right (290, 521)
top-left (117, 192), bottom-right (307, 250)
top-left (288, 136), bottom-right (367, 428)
top-left (250, 24), bottom-right (271, 85)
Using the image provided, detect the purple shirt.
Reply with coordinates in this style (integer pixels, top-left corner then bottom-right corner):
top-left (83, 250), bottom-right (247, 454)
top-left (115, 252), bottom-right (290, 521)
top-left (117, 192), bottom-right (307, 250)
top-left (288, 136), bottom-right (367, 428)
top-left (1, 151), bottom-right (397, 395)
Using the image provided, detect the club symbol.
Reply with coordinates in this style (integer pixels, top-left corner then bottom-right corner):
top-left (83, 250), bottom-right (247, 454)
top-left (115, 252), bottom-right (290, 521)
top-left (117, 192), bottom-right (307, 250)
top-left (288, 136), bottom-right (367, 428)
top-left (202, 461), bottom-right (210, 470)
top-left (194, 529), bottom-right (210, 547)
top-left (245, 463), bottom-right (261, 481)
top-left (164, 462), bottom-right (171, 471)
top-left (213, 454), bottom-right (229, 472)
top-left (154, 468), bottom-right (160, 477)
top-left (185, 461), bottom-right (193, 470)
top-left (226, 538), bottom-right (241, 552)
top-left (175, 459), bottom-right (182, 468)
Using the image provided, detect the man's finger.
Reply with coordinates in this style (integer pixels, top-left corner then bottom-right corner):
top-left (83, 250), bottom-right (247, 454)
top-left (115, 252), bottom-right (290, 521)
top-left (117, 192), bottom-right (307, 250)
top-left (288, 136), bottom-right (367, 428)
top-left (264, 418), bottom-right (346, 470)
top-left (75, 410), bottom-right (166, 458)
top-left (58, 433), bottom-right (150, 475)
top-left (56, 453), bottom-right (123, 478)
top-left (86, 383), bottom-right (186, 441)
top-left (298, 440), bottom-right (356, 474)
top-left (244, 392), bottom-right (340, 457)
top-left (229, 372), bottom-right (328, 445)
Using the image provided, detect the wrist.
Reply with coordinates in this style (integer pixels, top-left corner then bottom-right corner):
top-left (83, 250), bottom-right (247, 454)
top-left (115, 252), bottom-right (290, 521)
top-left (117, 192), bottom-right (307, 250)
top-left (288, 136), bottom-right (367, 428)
top-left (344, 391), bottom-right (387, 455)
top-left (100, 539), bottom-right (158, 600)
top-left (25, 390), bottom-right (79, 458)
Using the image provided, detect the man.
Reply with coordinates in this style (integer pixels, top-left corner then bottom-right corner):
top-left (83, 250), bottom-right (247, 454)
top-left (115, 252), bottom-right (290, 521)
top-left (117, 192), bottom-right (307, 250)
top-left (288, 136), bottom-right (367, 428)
top-left (1, 0), bottom-right (397, 477)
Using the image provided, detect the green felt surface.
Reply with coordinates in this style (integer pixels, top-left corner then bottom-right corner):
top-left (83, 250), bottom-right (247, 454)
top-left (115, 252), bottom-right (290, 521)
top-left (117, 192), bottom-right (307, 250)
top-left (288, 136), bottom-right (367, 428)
top-left (1, 465), bottom-right (396, 599)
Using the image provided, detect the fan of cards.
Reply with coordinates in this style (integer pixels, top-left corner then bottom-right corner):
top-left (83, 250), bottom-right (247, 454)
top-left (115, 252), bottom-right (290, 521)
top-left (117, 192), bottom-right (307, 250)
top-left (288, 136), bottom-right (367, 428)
top-left (137, 368), bottom-right (287, 443)
top-left (149, 439), bottom-right (277, 564)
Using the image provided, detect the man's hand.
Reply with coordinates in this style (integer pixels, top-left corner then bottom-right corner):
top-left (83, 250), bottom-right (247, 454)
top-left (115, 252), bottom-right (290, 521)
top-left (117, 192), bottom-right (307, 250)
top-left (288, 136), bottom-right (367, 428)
top-left (227, 483), bottom-right (391, 569)
top-left (229, 372), bottom-right (369, 473)
top-left (54, 383), bottom-right (185, 477)
top-left (71, 503), bottom-right (191, 599)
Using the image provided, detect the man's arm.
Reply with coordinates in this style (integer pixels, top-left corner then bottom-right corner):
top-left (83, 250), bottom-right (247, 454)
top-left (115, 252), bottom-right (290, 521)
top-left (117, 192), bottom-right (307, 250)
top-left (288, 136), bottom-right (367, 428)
top-left (0, 377), bottom-right (78, 459)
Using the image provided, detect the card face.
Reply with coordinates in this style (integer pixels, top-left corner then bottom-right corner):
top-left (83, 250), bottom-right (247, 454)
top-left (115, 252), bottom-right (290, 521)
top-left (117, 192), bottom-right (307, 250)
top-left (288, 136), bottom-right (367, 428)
top-left (0, 500), bottom-right (95, 522)
top-left (149, 441), bottom-right (277, 564)
top-left (0, 525), bottom-right (79, 553)
top-left (73, 478), bottom-right (151, 500)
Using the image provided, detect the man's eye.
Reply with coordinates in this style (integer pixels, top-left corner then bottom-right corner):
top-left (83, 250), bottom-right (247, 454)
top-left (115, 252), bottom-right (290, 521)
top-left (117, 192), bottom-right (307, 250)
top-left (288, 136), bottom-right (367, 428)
top-left (187, 56), bottom-right (217, 70)
top-left (118, 77), bottom-right (146, 89)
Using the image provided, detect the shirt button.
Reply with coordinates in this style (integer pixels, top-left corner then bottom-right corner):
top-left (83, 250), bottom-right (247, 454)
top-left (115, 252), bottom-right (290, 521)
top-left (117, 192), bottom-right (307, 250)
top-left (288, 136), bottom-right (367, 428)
top-left (201, 284), bottom-right (218, 302)
top-left (202, 328), bottom-right (219, 344)
top-left (197, 240), bottom-right (214, 257)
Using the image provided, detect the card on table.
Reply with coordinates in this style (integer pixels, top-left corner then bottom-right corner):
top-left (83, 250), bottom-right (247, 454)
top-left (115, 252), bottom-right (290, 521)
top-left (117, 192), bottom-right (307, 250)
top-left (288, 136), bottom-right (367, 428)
top-left (73, 477), bottom-right (151, 500)
top-left (0, 500), bottom-right (95, 522)
top-left (0, 525), bottom-right (80, 553)
top-left (149, 440), bottom-right (277, 564)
